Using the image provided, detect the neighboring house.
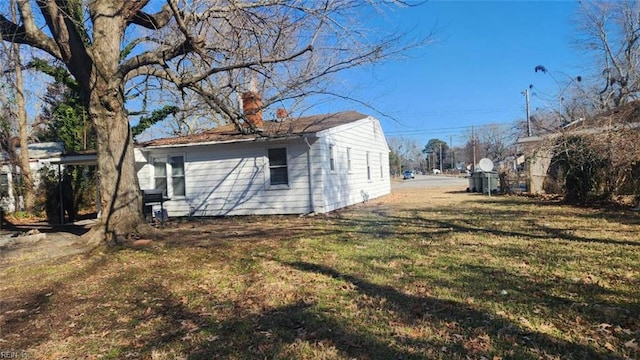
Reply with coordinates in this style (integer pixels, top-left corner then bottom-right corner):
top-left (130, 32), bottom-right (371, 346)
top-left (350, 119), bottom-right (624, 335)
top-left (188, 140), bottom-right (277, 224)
top-left (517, 101), bottom-right (640, 194)
top-left (135, 110), bottom-right (391, 217)
top-left (1, 142), bottom-right (65, 212)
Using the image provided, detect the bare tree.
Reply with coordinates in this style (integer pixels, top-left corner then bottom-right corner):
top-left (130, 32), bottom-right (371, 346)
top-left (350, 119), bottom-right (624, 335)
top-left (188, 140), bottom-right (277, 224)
top-left (0, 1), bottom-right (428, 243)
top-left (388, 136), bottom-right (423, 175)
top-left (576, 0), bottom-right (640, 109)
top-left (0, 2), bottom-right (35, 213)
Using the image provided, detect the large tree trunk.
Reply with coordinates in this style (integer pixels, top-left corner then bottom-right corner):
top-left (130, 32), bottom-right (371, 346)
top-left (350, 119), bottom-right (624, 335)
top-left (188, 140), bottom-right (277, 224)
top-left (89, 94), bottom-right (146, 244)
top-left (84, 3), bottom-right (146, 244)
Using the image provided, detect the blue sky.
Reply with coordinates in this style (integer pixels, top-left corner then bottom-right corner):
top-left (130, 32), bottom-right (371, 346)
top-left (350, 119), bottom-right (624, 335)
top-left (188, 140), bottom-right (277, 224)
top-left (324, 0), bottom-right (585, 148)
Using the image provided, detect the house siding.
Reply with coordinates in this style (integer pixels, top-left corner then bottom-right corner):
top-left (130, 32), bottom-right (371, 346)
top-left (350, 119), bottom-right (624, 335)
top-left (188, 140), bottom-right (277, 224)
top-left (313, 117), bottom-right (391, 213)
top-left (139, 140), bottom-right (313, 217)
top-left (137, 115), bottom-right (390, 217)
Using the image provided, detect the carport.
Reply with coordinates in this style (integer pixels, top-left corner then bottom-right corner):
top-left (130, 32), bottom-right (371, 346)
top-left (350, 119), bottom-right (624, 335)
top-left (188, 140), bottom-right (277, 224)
top-left (45, 152), bottom-right (99, 224)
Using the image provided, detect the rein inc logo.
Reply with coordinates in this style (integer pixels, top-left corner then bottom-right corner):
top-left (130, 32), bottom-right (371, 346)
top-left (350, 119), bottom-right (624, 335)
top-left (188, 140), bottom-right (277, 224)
top-left (0, 351), bottom-right (32, 359)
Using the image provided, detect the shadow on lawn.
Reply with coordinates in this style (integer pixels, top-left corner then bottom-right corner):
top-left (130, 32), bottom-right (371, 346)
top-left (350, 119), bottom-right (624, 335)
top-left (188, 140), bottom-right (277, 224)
top-left (278, 261), bottom-right (622, 360)
top-left (0, 254), bottom-right (109, 350)
top-left (449, 264), bottom-right (638, 328)
top-left (118, 278), bottom-right (421, 359)
top-left (103, 261), bottom-right (624, 360)
top-left (466, 195), bottom-right (640, 227)
top-left (403, 206), bottom-right (640, 247)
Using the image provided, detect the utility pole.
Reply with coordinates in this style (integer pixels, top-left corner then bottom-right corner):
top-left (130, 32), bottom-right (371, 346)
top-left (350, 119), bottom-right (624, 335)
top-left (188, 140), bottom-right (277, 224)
top-left (523, 88), bottom-right (531, 137)
top-left (472, 126), bottom-right (477, 172)
top-left (449, 135), bottom-right (454, 170)
top-left (439, 143), bottom-right (443, 172)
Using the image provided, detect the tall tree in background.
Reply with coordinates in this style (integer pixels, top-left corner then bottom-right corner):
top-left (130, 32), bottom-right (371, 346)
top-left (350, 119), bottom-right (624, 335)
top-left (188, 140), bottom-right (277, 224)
top-left (0, 1), bottom-right (426, 244)
top-left (0, 0), bottom-right (35, 212)
top-left (423, 138), bottom-right (448, 170)
top-left (387, 137), bottom-right (423, 175)
top-left (577, 1), bottom-right (640, 109)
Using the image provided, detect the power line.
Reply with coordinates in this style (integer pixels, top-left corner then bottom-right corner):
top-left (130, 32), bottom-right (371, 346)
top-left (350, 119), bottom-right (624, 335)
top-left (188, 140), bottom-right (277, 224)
top-left (385, 121), bottom-right (514, 137)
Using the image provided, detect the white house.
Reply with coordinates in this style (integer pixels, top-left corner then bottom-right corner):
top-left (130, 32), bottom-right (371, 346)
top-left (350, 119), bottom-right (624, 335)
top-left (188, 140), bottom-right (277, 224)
top-left (135, 111), bottom-right (391, 217)
top-left (1, 142), bottom-right (65, 213)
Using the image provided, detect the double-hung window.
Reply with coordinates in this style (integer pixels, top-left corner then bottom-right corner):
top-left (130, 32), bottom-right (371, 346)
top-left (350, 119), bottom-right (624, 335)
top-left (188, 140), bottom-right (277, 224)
top-left (170, 156), bottom-right (185, 196)
top-left (153, 158), bottom-right (167, 195)
top-left (152, 155), bottom-right (186, 197)
top-left (268, 148), bottom-right (289, 186)
top-left (329, 145), bottom-right (336, 172)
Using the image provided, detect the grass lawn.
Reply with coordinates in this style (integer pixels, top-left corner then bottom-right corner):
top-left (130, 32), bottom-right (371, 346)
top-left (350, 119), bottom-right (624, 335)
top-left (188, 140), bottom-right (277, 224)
top-left (1, 187), bottom-right (639, 359)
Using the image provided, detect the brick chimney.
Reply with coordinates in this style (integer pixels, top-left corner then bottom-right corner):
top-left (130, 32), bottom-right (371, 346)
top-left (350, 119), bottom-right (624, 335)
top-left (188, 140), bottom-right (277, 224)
top-left (276, 108), bottom-right (288, 121)
top-left (241, 91), bottom-right (263, 130)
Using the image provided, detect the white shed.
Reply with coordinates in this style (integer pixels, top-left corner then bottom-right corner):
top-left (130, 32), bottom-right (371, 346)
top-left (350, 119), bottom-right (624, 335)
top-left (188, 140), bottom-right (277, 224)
top-left (136, 111), bottom-right (391, 217)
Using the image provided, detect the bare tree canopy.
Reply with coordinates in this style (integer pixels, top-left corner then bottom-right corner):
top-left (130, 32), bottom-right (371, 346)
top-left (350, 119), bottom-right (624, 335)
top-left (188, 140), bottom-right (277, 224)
top-left (576, 0), bottom-right (640, 109)
top-left (0, 0), bottom-right (428, 243)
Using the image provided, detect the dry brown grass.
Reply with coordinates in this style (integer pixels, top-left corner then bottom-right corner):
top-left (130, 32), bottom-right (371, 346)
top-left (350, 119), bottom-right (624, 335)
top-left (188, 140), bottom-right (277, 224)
top-left (1, 186), bottom-right (639, 359)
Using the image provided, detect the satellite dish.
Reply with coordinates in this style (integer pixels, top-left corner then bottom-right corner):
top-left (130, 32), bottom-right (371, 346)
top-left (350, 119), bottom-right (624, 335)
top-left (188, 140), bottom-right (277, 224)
top-left (477, 158), bottom-right (494, 172)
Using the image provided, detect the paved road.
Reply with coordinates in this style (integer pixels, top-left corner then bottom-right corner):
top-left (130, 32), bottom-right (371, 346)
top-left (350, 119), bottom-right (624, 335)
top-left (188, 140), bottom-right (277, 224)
top-left (392, 174), bottom-right (469, 190)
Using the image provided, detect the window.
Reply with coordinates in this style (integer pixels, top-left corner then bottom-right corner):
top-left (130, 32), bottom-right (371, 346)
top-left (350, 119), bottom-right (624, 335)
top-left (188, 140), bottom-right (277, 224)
top-left (366, 151), bottom-right (371, 180)
top-left (347, 147), bottom-right (352, 172)
top-left (268, 148), bottom-right (288, 185)
top-left (153, 157), bottom-right (167, 195)
top-left (379, 153), bottom-right (384, 179)
top-left (152, 155), bottom-right (186, 197)
top-left (170, 156), bottom-right (185, 196)
top-left (0, 173), bottom-right (8, 198)
top-left (329, 145), bottom-right (336, 171)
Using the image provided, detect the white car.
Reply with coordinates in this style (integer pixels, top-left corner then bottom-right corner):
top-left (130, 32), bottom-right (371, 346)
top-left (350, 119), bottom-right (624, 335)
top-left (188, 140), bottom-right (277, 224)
top-left (433, 169), bottom-right (441, 175)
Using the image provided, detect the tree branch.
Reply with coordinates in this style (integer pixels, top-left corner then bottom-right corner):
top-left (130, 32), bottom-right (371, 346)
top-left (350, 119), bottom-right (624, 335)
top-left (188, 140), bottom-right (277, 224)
top-left (117, 38), bottom-right (197, 79)
top-left (0, 1), bottom-right (61, 59)
top-left (129, 3), bottom-right (173, 29)
top-left (178, 45), bottom-right (313, 87)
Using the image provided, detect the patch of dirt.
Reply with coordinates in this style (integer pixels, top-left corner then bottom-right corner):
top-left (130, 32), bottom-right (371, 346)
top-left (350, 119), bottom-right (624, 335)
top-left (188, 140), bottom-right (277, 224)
top-left (0, 221), bottom-right (94, 269)
top-left (0, 186), bottom-right (465, 267)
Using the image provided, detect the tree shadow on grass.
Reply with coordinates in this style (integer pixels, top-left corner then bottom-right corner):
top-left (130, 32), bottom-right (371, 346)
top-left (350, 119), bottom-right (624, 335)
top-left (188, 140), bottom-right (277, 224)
top-left (449, 264), bottom-right (638, 328)
top-left (403, 207), bottom-right (640, 247)
top-left (281, 261), bottom-right (626, 360)
top-left (0, 253), bottom-right (109, 350)
top-left (115, 279), bottom-right (421, 359)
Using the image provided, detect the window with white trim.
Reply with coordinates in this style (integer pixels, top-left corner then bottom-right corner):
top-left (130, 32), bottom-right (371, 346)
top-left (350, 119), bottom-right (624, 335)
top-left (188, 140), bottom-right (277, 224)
top-left (268, 148), bottom-right (289, 186)
top-left (366, 151), bottom-right (371, 180)
top-left (170, 156), bottom-right (185, 196)
top-left (347, 147), bottom-right (352, 172)
top-left (329, 145), bottom-right (336, 171)
top-left (152, 155), bottom-right (186, 197)
top-left (379, 153), bottom-right (384, 179)
top-left (152, 157), bottom-right (167, 195)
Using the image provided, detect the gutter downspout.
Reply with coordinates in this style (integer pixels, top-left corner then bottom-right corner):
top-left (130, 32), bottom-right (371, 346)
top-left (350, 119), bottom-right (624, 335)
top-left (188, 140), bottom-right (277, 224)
top-left (303, 137), bottom-right (316, 214)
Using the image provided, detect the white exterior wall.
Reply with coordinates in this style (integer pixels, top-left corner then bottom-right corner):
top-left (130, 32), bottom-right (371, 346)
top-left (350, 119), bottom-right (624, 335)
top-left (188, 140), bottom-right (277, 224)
top-left (137, 116), bottom-right (391, 217)
top-left (1, 160), bottom-right (54, 213)
top-left (138, 139), bottom-right (313, 217)
top-left (312, 117), bottom-right (391, 213)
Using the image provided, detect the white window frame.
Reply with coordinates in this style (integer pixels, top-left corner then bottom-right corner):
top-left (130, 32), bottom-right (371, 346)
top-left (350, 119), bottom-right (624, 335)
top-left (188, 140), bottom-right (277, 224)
top-left (329, 144), bottom-right (336, 172)
top-left (151, 156), bottom-right (167, 195)
top-left (151, 154), bottom-right (186, 198)
top-left (347, 147), bottom-right (352, 173)
top-left (366, 151), bottom-right (371, 181)
top-left (169, 155), bottom-right (186, 197)
top-left (379, 152), bottom-right (384, 179)
top-left (266, 147), bottom-right (290, 189)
